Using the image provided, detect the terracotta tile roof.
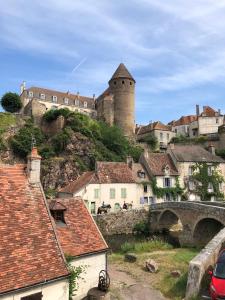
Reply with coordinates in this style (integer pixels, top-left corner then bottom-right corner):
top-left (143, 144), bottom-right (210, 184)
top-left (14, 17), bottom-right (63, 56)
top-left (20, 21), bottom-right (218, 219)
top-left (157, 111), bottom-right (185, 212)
top-left (23, 87), bottom-right (95, 110)
top-left (169, 144), bottom-right (225, 163)
top-left (49, 198), bottom-right (108, 257)
top-left (172, 115), bottom-right (197, 126)
top-left (59, 171), bottom-right (97, 194)
top-left (58, 162), bottom-right (136, 195)
top-left (145, 153), bottom-right (179, 176)
top-left (110, 63), bottom-right (135, 82)
top-left (201, 106), bottom-right (217, 117)
top-left (0, 164), bottom-right (69, 295)
top-left (137, 121), bottom-right (172, 135)
top-left (96, 161), bottom-right (136, 183)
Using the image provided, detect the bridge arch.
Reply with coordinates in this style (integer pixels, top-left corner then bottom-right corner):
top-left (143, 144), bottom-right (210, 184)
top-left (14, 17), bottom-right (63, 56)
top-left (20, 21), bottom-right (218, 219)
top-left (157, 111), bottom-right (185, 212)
top-left (193, 217), bottom-right (224, 247)
top-left (158, 209), bottom-right (183, 231)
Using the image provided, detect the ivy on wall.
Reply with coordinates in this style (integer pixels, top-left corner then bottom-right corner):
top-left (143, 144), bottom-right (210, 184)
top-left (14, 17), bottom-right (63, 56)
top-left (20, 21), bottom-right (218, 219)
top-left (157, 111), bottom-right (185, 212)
top-left (148, 177), bottom-right (184, 199)
top-left (191, 162), bottom-right (224, 201)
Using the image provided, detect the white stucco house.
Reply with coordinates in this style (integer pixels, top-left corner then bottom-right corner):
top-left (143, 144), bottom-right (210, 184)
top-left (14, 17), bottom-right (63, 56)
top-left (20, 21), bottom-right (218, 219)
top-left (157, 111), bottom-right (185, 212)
top-left (48, 198), bottom-right (109, 300)
top-left (0, 148), bottom-right (70, 300)
top-left (57, 160), bottom-right (153, 213)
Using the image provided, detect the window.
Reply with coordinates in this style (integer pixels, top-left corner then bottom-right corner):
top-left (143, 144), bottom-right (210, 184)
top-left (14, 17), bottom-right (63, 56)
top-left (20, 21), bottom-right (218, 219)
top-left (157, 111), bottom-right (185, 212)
top-left (167, 133), bottom-right (170, 141)
top-left (189, 181), bottom-right (195, 190)
top-left (114, 81), bottom-right (117, 85)
top-left (208, 182), bottom-right (213, 192)
top-left (52, 95), bottom-right (57, 103)
top-left (114, 203), bottom-right (120, 211)
top-left (75, 99), bottom-right (79, 106)
top-left (84, 101), bottom-right (87, 108)
top-left (164, 193), bottom-right (171, 202)
top-left (216, 118), bottom-right (219, 124)
top-left (110, 188), bottom-right (115, 199)
top-left (21, 292), bottom-right (43, 300)
top-left (143, 185), bottom-right (148, 193)
top-left (160, 132), bottom-right (163, 141)
top-left (91, 202), bottom-right (96, 214)
top-left (40, 93), bottom-right (45, 100)
top-left (137, 171), bottom-right (145, 178)
top-left (28, 91), bottom-right (33, 97)
top-left (208, 166), bottom-right (213, 176)
top-left (188, 166), bottom-right (194, 176)
top-left (130, 82), bottom-right (132, 85)
top-left (50, 210), bottom-right (66, 224)
top-left (164, 177), bottom-right (171, 187)
top-left (122, 80), bottom-right (125, 84)
top-left (64, 97), bottom-right (69, 105)
top-left (121, 188), bottom-right (127, 199)
top-left (94, 189), bottom-right (99, 199)
top-left (144, 197), bottom-right (148, 204)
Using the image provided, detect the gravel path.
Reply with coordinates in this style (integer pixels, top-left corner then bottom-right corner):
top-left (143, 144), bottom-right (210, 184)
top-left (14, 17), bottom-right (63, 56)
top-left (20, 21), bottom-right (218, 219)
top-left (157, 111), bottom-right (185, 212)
top-left (109, 264), bottom-right (168, 300)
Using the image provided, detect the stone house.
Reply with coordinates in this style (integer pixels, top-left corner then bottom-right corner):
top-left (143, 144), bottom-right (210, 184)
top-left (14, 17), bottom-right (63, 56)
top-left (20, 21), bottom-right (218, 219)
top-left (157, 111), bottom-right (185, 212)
top-left (57, 160), bottom-right (153, 213)
top-left (136, 121), bottom-right (175, 150)
top-left (139, 151), bottom-right (180, 202)
top-left (189, 105), bottom-right (224, 138)
top-left (169, 115), bottom-right (197, 137)
top-left (48, 198), bottom-right (108, 300)
top-left (167, 144), bottom-right (225, 201)
top-left (20, 84), bottom-right (97, 123)
top-left (0, 149), bottom-right (70, 300)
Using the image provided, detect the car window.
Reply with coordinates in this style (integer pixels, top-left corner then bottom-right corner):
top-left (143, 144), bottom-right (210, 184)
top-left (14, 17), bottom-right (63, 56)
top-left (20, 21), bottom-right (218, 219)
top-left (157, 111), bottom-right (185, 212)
top-left (214, 263), bottom-right (225, 279)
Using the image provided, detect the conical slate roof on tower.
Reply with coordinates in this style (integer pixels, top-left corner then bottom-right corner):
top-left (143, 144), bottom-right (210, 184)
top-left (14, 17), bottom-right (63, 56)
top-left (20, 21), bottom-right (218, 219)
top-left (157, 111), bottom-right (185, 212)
top-left (110, 63), bottom-right (135, 82)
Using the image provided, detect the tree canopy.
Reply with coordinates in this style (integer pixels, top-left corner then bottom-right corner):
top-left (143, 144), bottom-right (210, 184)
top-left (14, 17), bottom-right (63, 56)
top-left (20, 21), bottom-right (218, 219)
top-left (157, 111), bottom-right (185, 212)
top-left (1, 92), bottom-right (22, 113)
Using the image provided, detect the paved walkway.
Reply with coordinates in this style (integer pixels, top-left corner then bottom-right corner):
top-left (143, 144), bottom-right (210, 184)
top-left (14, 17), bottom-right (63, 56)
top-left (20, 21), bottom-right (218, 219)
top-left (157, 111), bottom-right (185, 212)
top-left (109, 265), bottom-right (167, 300)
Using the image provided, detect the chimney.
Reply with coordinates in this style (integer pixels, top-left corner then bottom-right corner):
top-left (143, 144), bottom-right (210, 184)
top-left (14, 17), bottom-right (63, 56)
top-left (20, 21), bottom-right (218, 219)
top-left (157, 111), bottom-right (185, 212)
top-left (144, 148), bottom-right (149, 159)
top-left (208, 144), bottom-right (216, 156)
top-left (196, 105), bottom-right (200, 116)
top-left (218, 109), bottom-right (221, 115)
top-left (76, 92), bottom-right (80, 99)
top-left (20, 81), bottom-right (26, 95)
top-left (126, 156), bottom-right (133, 169)
top-left (93, 94), bottom-right (96, 100)
top-left (27, 147), bottom-right (42, 184)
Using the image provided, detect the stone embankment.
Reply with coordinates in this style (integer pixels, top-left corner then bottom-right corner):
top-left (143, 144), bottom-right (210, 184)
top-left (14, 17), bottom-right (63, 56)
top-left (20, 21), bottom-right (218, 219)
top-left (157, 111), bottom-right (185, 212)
top-left (95, 209), bottom-right (148, 235)
top-left (186, 227), bottom-right (225, 299)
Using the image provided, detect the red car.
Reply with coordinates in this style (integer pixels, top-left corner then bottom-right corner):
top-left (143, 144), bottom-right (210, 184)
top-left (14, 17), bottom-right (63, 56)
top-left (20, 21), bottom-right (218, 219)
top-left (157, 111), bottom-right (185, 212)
top-left (209, 250), bottom-right (225, 299)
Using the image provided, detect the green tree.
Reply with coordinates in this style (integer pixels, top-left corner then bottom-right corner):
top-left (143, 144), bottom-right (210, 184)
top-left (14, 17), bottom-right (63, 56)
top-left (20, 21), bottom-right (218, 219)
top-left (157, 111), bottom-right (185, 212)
top-left (139, 134), bottom-right (158, 150)
top-left (1, 92), bottom-right (22, 113)
top-left (191, 162), bottom-right (224, 201)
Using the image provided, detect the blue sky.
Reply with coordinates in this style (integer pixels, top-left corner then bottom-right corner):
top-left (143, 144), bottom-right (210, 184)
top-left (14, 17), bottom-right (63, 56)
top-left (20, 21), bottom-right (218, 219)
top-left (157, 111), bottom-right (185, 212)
top-left (1, 0), bottom-right (225, 124)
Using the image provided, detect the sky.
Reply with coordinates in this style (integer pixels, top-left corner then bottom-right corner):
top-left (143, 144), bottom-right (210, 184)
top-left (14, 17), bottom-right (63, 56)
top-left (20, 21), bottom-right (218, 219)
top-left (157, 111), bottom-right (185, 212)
top-left (1, 0), bottom-right (225, 124)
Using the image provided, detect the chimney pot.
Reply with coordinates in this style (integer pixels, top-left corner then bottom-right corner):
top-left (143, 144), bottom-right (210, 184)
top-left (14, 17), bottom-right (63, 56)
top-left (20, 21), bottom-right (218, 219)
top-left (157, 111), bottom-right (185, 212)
top-left (196, 105), bottom-right (200, 116)
top-left (208, 144), bottom-right (216, 156)
top-left (27, 147), bottom-right (41, 184)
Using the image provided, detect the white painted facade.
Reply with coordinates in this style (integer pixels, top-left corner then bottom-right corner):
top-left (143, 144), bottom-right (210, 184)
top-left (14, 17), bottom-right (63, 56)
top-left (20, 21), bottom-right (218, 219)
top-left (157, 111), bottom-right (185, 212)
top-left (71, 252), bottom-right (107, 300)
top-left (189, 116), bottom-right (224, 138)
top-left (173, 124), bottom-right (189, 136)
top-left (0, 279), bottom-right (69, 300)
top-left (59, 182), bottom-right (153, 213)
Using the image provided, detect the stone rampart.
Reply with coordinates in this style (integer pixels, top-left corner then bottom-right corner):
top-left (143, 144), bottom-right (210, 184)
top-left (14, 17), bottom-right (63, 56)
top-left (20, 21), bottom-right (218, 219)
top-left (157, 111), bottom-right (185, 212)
top-left (95, 209), bottom-right (149, 236)
top-left (185, 227), bottom-right (225, 299)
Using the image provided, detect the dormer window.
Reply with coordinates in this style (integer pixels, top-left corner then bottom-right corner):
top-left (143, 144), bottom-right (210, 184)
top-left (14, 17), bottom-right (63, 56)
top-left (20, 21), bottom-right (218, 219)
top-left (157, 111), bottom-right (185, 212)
top-left (163, 165), bottom-right (170, 176)
top-left (84, 101), bottom-right (87, 108)
top-left (49, 201), bottom-right (66, 226)
top-left (75, 99), bottom-right (79, 107)
top-left (28, 91), bottom-right (33, 98)
top-left (40, 93), bottom-right (45, 100)
top-left (64, 97), bottom-right (69, 105)
top-left (137, 170), bottom-right (146, 178)
top-left (52, 95), bottom-right (57, 103)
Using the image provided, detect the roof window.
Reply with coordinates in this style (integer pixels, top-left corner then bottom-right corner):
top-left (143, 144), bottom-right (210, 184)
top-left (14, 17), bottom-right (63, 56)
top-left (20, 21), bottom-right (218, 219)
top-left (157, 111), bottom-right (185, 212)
top-left (52, 95), bottom-right (57, 103)
top-left (40, 93), bottom-right (45, 100)
top-left (64, 97), bottom-right (69, 105)
top-left (50, 201), bottom-right (67, 226)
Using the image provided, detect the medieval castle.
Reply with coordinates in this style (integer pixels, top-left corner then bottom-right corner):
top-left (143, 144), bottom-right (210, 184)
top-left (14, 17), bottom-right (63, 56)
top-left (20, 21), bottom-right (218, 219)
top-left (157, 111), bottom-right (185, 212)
top-left (20, 63), bottom-right (135, 137)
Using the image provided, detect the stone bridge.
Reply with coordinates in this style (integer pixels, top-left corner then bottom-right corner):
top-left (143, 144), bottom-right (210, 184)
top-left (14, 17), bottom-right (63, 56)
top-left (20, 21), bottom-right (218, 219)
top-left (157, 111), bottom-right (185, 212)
top-left (149, 201), bottom-right (225, 246)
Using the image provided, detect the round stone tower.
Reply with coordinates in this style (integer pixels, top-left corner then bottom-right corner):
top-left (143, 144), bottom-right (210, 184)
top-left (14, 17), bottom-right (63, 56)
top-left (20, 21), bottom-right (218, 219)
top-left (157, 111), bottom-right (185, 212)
top-left (109, 63), bottom-right (135, 137)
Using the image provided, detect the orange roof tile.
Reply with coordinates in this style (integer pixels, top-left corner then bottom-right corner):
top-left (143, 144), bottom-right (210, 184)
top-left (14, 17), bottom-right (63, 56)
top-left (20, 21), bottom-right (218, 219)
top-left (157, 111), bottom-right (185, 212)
top-left (49, 198), bottom-right (108, 257)
top-left (172, 115), bottom-right (197, 126)
top-left (145, 153), bottom-right (178, 176)
top-left (137, 121), bottom-right (171, 135)
top-left (0, 164), bottom-right (69, 295)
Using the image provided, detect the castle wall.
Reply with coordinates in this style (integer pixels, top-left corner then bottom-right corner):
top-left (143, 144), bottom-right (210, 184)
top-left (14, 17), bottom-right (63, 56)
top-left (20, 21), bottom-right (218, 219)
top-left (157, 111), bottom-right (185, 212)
top-left (96, 95), bottom-right (114, 126)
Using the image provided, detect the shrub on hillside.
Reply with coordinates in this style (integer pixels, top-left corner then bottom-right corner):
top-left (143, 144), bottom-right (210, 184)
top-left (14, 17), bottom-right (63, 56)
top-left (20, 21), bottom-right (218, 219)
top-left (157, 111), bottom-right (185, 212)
top-left (1, 92), bottom-right (22, 113)
top-left (10, 119), bottom-right (45, 157)
top-left (139, 134), bottom-right (158, 150)
top-left (43, 108), bottom-right (71, 122)
top-left (216, 149), bottom-right (225, 159)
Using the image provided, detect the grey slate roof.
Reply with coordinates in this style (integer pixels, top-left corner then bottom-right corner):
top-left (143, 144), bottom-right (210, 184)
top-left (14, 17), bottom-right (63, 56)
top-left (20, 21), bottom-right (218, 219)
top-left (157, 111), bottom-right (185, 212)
top-left (170, 145), bottom-right (225, 163)
top-left (110, 63), bottom-right (135, 82)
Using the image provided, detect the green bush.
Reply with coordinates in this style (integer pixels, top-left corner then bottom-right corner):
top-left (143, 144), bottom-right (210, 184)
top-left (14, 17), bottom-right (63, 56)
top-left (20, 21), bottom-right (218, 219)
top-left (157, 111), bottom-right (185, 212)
top-left (39, 144), bottom-right (56, 159)
top-left (133, 221), bottom-right (150, 236)
top-left (43, 108), bottom-right (71, 122)
top-left (52, 128), bottom-right (72, 154)
top-left (216, 149), bottom-right (225, 159)
top-left (1, 92), bottom-right (22, 113)
top-left (139, 134), bottom-right (158, 150)
top-left (10, 119), bottom-right (45, 157)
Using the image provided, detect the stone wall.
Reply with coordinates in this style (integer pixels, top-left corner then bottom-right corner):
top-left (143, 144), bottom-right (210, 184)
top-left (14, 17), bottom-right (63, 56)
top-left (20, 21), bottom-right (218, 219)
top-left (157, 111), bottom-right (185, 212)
top-left (41, 115), bottom-right (65, 136)
top-left (95, 209), bottom-right (149, 236)
top-left (185, 227), bottom-right (225, 299)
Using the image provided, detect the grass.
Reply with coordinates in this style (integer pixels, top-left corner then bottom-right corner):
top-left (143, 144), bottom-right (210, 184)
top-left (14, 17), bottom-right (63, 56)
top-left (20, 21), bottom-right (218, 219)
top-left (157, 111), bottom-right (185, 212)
top-left (0, 112), bottom-right (16, 132)
top-left (120, 240), bottom-right (173, 254)
top-left (109, 247), bottom-right (200, 300)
